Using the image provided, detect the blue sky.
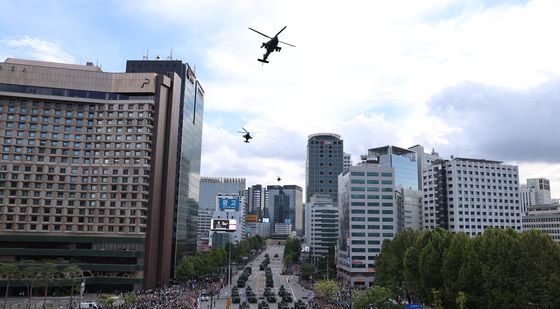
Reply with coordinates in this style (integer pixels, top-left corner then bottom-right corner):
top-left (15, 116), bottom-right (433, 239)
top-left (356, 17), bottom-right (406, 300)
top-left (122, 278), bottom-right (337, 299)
top-left (2, 0), bottom-right (560, 197)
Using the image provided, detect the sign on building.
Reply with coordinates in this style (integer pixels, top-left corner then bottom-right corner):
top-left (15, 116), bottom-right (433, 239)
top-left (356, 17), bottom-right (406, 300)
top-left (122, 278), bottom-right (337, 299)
top-left (218, 196), bottom-right (240, 211)
top-left (211, 219), bottom-right (237, 232)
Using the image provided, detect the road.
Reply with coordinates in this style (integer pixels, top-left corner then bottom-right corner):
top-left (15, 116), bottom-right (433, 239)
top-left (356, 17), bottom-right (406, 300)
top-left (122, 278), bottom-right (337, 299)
top-left (208, 244), bottom-right (311, 309)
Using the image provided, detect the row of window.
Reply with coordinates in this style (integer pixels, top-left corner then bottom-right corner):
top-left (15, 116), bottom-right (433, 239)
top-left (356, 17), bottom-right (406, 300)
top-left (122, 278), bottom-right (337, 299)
top-left (2, 206), bottom-right (146, 216)
top-left (2, 223), bottom-right (145, 233)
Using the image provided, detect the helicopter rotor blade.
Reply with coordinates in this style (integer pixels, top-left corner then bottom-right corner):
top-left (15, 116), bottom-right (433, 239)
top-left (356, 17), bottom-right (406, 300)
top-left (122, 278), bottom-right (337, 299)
top-left (248, 28), bottom-right (271, 39)
top-left (278, 40), bottom-right (296, 47)
top-left (275, 26), bottom-right (287, 37)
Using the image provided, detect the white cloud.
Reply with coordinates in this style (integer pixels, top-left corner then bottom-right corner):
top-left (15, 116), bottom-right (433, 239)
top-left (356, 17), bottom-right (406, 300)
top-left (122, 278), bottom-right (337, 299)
top-left (1, 36), bottom-right (75, 63)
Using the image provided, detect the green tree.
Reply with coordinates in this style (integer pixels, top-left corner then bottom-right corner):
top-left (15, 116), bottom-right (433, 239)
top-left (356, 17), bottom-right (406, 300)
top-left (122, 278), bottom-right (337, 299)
top-left (442, 232), bottom-right (469, 307)
top-left (177, 256), bottom-right (195, 281)
top-left (313, 280), bottom-right (339, 302)
top-left (0, 263), bottom-right (19, 309)
top-left (22, 265), bottom-right (42, 309)
top-left (299, 264), bottom-right (315, 281)
top-left (352, 286), bottom-right (392, 309)
top-left (62, 266), bottom-right (82, 309)
top-left (456, 291), bottom-right (467, 309)
top-left (38, 263), bottom-right (57, 309)
top-left (97, 294), bottom-right (114, 308)
top-left (431, 288), bottom-right (443, 309)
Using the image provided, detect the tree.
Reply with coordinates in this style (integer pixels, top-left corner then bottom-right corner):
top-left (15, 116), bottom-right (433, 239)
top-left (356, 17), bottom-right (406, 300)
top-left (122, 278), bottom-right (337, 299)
top-left (62, 266), bottom-right (82, 309)
top-left (431, 288), bottom-right (443, 309)
top-left (22, 265), bottom-right (42, 309)
top-left (38, 263), bottom-right (57, 309)
top-left (97, 294), bottom-right (114, 308)
top-left (456, 291), bottom-right (467, 309)
top-left (313, 280), bottom-right (339, 302)
top-left (352, 286), bottom-right (392, 309)
top-left (442, 233), bottom-right (469, 306)
top-left (0, 263), bottom-right (19, 309)
top-left (299, 264), bottom-right (315, 281)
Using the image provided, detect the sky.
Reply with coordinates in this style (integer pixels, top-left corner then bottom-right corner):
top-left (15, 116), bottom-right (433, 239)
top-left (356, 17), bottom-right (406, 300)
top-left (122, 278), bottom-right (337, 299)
top-left (1, 0), bottom-right (560, 198)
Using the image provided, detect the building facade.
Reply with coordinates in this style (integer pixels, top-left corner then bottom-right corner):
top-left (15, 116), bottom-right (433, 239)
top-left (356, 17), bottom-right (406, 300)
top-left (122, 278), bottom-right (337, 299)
top-left (368, 145), bottom-right (419, 190)
top-left (522, 204), bottom-right (560, 242)
top-left (306, 133), bottom-right (344, 203)
top-left (0, 58), bottom-right (185, 291)
top-left (305, 194), bottom-right (339, 262)
top-left (246, 184), bottom-right (266, 220)
top-left (210, 194), bottom-right (246, 246)
top-left (520, 178), bottom-right (552, 214)
top-left (266, 185), bottom-right (303, 235)
top-left (422, 157), bottom-right (522, 235)
top-left (198, 177), bottom-right (246, 243)
top-left (399, 187), bottom-right (422, 230)
top-left (408, 145), bottom-right (441, 191)
top-left (337, 162), bottom-right (397, 287)
top-left (343, 152), bottom-right (352, 173)
top-left (126, 59), bottom-right (204, 277)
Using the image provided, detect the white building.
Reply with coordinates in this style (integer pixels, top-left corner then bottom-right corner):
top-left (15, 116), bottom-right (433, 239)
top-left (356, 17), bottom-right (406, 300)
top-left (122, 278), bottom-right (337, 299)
top-left (422, 157), bottom-right (522, 235)
top-left (337, 160), bottom-right (398, 287)
top-left (523, 204), bottom-right (560, 242)
top-left (520, 178), bottom-right (552, 214)
top-left (408, 145), bottom-right (442, 191)
top-left (305, 194), bottom-right (339, 262)
top-left (209, 194), bottom-right (246, 247)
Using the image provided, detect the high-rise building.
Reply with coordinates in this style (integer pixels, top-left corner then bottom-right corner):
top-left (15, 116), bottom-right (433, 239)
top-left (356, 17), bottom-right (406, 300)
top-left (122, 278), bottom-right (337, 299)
top-left (337, 160), bottom-right (397, 287)
top-left (398, 187), bottom-right (422, 230)
top-left (368, 145), bottom-right (418, 190)
top-left (408, 145), bottom-right (441, 191)
top-left (523, 204), bottom-right (560, 242)
top-left (198, 177), bottom-right (246, 243)
top-left (247, 184), bottom-right (266, 219)
top-left (520, 178), bottom-right (552, 214)
top-left (422, 157), bottom-right (522, 235)
top-left (306, 133), bottom-right (344, 203)
top-left (266, 185), bottom-right (303, 235)
top-left (0, 58), bottom-right (187, 290)
top-left (343, 152), bottom-right (352, 173)
top-left (126, 59), bottom-right (204, 279)
top-left (305, 194), bottom-right (339, 262)
top-left (210, 193), bottom-right (246, 246)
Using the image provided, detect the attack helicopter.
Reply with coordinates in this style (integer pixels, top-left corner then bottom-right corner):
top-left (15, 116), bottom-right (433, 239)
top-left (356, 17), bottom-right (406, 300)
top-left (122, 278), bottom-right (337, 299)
top-left (248, 26), bottom-right (295, 63)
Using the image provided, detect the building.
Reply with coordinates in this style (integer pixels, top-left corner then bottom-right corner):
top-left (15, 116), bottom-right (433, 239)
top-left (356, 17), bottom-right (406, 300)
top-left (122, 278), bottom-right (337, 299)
top-left (198, 177), bottom-right (246, 243)
top-left (523, 204), bottom-right (560, 242)
top-left (520, 178), bottom-right (552, 214)
top-left (266, 185), bottom-right (303, 235)
top-left (126, 59), bottom-right (204, 281)
top-left (368, 145), bottom-right (419, 190)
top-left (210, 194), bottom-right (246, 246)
top-left (399, 187), bottom-right (422, 230)
top-left (246, 184), bottom-right (266, 220)
top-left (408, 145), bottom-right (441, 191)
top-left (306, 133), bottom-right (344, 203)
top-left (422, 157), bottom-right (522, 235)
top-left (0, 58), bottom-right (187, 291)
top-left (337, 160), bottom-right (398, 287)
top-left (305, 194), bottom-right (339, 262)
top-left (343, 152), bottom-right (352, 173)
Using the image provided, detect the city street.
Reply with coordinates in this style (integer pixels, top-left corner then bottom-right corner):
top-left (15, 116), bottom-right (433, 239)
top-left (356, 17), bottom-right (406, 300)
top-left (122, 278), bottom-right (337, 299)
top-left (208, 244), bottom-right (311, 308)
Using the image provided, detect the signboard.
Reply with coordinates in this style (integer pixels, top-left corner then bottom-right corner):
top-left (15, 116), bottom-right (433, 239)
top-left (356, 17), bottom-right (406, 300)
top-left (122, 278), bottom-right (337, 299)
top-left (218, 197), bottom-right (240, 211)
top-left (246, 214), bottom-right (258, 222)
top-left (404, 305), bottom-right (422, 309)
top-left (211, 219), bottom-right (237, 232)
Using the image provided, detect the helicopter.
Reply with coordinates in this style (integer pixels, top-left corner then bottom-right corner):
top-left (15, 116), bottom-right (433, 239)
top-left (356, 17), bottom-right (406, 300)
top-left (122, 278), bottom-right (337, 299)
top-left (248, 26), bottom-right (295, 63)
top-left (238, 127), bottom-right (254, 143)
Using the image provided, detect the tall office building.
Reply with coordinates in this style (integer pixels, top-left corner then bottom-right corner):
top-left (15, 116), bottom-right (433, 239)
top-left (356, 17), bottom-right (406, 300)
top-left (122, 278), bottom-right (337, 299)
top-left (422, 157), bottom-right (522, 235)
top-left (408, 145), bottom-right (441, 191)
top-left (305, 194), bottom-right (339, 262)
top-left (368, 145), bottom-right (418, 190)
top-left (126, 59), bottom-right (204, 278)
top-left (399, 187), bottom-right (422, 230)
top-left (247, 184), bottom-right (266, 219)
top-left (210, 193), bottom-right (246, 246)
top-left (306, 133), bottom-right (344, 203)
top-left (337, 160), bottom-right (397, 287)
top-left (343, 152), bottom-right (352, 173)
top-left (0, 58), bottom-right (186, 291)
top-left (266, 185), bottom-right (303, 235)
top-left (520, 178), bottom-right (552, 214)
top-left (197, 177), bottom-right (245, 243)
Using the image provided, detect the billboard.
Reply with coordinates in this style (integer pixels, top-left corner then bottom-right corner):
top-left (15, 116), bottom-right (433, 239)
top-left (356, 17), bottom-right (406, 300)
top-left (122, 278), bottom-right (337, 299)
top-left (246, 215), bottom-right (258, 222)
top-left (211, 219), bottom-right (237, 232)
top-left (218, 196), bottom-right (240, 211)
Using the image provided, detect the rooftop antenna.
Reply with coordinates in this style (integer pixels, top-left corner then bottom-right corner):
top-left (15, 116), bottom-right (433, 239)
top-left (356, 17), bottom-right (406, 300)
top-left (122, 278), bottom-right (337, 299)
top-left (168, 47), bottom-right (173, 60)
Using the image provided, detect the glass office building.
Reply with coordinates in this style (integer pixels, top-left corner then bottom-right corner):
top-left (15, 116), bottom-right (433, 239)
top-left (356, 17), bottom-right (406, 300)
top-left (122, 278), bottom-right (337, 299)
top-left (368, 145), bottom-right (418, 190)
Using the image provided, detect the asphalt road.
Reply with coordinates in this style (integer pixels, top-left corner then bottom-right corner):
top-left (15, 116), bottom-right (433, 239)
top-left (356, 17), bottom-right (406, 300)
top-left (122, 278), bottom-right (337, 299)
top-left (206, 244), bottom-right (311, 309)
